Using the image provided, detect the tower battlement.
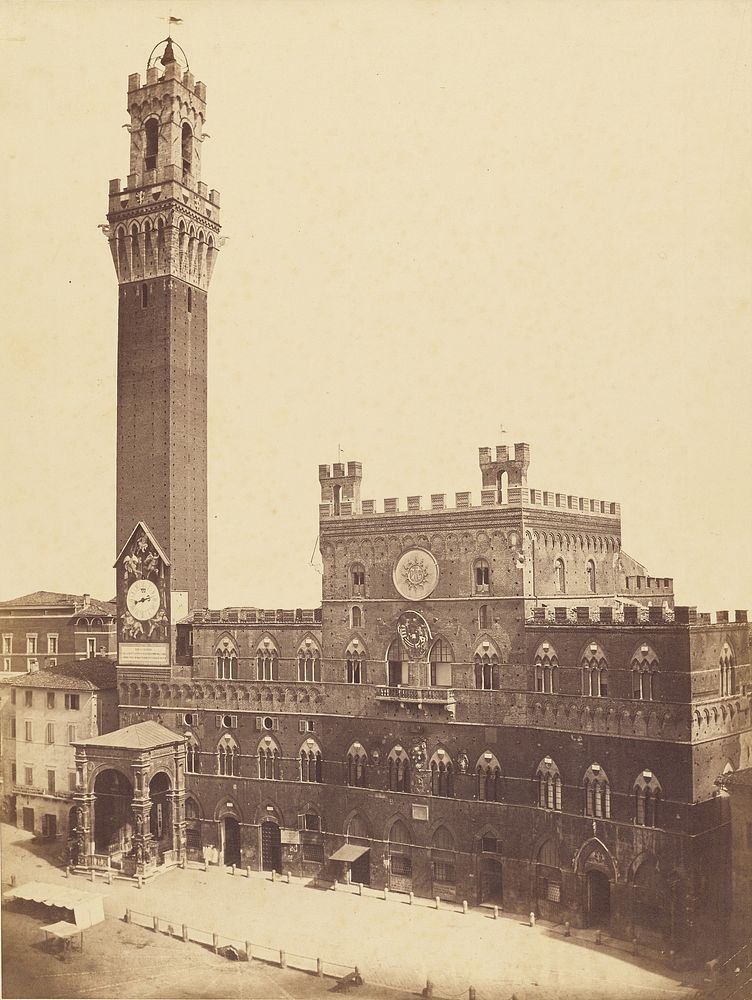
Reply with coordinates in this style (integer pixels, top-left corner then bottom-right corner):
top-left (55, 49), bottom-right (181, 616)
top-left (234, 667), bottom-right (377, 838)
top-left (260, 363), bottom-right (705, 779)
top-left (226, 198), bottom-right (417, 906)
top-left (479, 441), bottom-right (531, 495)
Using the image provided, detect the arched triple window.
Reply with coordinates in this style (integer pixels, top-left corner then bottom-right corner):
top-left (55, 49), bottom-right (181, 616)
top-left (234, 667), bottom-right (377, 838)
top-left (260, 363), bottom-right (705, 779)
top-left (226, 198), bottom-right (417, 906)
top-left (144, 117), bottom-right (159, 171)
top-left (720, 642), bottom-right (735, 697)
top-left (181, 121), bottom-right (193, 175)
top-left (474, 642), bottom-right (500, 690)
top-left (476, 752), bottom-right (502, 802)
top-left (554, 558), bottom-right (566, 594)
top-left (345, 641), bottom-right (364, 684)
top-left (387, 746), bottom-right (410, 793)
top-left (583, 763), bottom-right (611, 818)
top-left (631, 644), bottom-right (659, 701)
top-left (185, 733), bottom-right (200, 773)
top-left (474, 559), bottom-right (490, 595)
top-left (429, 750), bottom-right (454, 797)
top-left (258, 737), bottom-right (281, 780)
top-left (217, 734), bottom-right (239, 777)
top-left (300, 739), bottom-right (323, 782)
top-left (346, 742), bottom-right (368, 787)
top-left (256, 639), bottom-right (279, 681)
top-left (216, 639), bottom-right (238, 681)
top-left (297, 640), bottom-right (321, 682)
top-left (581, 643), bottom-right (608, 697)
top-left (534, 643), bottom-right (559, 693)
top-left (350, 563), bottom-right (366, 597)
top-left (429, 638), bottom-right (453, 687)
top-left (586, 560), bottom-right (596, 593)
top-left (634, 770), bottom-right (661, 827)
top-left (536, 757), bottom-right (562, 811)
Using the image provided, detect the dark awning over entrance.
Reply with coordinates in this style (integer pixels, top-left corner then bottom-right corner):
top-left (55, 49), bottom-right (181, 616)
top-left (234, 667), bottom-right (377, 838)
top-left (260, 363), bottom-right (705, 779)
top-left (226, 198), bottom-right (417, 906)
top-left (329, 844), bottom-right (369, 863)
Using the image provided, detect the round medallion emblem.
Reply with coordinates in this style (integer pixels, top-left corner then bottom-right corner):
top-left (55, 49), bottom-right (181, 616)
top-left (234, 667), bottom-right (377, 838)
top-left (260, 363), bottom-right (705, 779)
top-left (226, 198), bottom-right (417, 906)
top-left (393, 548), bottom-right (439, 601)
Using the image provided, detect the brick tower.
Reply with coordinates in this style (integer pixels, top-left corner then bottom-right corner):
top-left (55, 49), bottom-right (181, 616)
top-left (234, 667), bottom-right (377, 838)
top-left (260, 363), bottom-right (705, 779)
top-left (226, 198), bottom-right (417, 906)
top-left (106, 39), bottom-right (220, 663)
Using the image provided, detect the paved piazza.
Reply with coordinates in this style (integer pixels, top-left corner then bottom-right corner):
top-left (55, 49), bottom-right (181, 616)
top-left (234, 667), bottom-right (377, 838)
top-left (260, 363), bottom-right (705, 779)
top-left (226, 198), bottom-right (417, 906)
top-left (0, 825), bottom-right (702, 1000)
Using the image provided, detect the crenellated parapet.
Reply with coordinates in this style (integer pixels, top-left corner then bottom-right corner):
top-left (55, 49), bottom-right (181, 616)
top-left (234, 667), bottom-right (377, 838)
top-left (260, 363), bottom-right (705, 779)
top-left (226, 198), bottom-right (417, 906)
top-left (526, 605), bottom-right (749, 627)
top-left (104, 39), bottom-right (220, 290)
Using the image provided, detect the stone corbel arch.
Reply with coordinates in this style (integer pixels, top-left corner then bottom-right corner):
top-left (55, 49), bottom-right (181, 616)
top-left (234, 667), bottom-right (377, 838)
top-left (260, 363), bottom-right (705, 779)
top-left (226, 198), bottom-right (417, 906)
top-left (573, 837), bottom-right (619, 882)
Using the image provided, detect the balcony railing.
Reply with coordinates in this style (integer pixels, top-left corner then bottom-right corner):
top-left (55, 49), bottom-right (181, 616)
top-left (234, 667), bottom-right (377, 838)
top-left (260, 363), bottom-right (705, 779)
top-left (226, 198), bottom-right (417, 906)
top-left (375, 686), bottom-right (456, 706)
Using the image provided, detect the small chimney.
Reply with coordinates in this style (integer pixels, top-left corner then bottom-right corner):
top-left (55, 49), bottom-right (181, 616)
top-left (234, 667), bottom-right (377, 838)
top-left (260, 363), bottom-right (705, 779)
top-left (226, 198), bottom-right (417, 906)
top-left (83, 594), bottom-right (90, 607)
top-left (28, 659), bottom-right (39, 673)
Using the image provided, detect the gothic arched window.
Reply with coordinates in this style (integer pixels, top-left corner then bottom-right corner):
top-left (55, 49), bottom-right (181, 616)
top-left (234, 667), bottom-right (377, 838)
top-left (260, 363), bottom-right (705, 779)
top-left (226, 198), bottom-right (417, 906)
top-left (217, 734), bottom-right (239, 777)
top-left (144, 117), bottom-right (159, 171)
top-left (256, 639), bottom-right (279, 681)
top-left (720, 642), bottom-right (735, 697)
top-left (536, 757), bottom-right (562, 811)
top-left (300, 739), bottom-right (323, 783)
top-left (351, 606), bottom-right (362, 629)
top-left (534, 643), bottom-right (559, 694)
top-left (387, 746), bottom-right (410, 793)
top-left (350, 563), bottom-right (366, 597)
top-left (476, 751), bottom-right (502, 802)
top-left (185, 733), bottom-right (200, 773)
top-left (583, 763), bottom-right (611, 818)
top-left (581, 643), bottom-right (608, 697)
top-left (474, 641), bottom-right (500, 690)
top-left (631, 644), bottom-right (660, 701)
top-left (346, 741), bottom-right (368, 787)
top-left (429, 750), bottom-right (454, 797)
top-left (258, 737), bottom-right (281, 780)
top-left (478, 605), bottom-right (489, 630)
top-left (181, 122), bottom-right (193, 175)
top-left (216, 640), bottom-right (238, 681)
top-left (474, 559), bottom-right (490, 595)
top-left (345, 641), bottom-right (364, 684)
top-left (634, 770), bottom-right (661, 827)
top-left (297, 640), bottom-right (321, 682)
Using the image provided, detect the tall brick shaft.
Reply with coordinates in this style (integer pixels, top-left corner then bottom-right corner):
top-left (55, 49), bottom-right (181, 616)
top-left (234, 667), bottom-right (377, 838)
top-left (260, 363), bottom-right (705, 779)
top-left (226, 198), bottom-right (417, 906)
top-left (106, 39), bottom-right (220, 612)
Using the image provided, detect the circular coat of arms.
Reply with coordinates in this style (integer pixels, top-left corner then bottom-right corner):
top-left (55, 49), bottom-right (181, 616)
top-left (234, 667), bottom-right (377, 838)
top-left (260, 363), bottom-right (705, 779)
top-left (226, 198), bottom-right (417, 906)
top-left (393, 548), bottom-right (439, 601)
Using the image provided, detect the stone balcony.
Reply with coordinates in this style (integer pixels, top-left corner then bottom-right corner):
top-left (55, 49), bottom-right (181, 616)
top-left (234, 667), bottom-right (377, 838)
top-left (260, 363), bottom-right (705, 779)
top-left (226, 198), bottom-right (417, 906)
top-left (375, 685), bottom-right (457, 711)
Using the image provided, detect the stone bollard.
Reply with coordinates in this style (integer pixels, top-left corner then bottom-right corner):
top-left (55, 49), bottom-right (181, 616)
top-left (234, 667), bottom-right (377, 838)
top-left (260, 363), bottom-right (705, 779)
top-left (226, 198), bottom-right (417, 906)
top-left (669, 949), bottom-right (676, 968)
top-left (317, 957), bottom-right (323, 978)
top-left (153, 916), bottom-right (159, 932)
top-left (409, 892), bottom-right (414, 905)
top-left (357, 882), bottom-right (362, 896)
top-left (203, 859), bottom-right (208, 872)
top-left (107, 870), bottom-right (113, 885)
top-left (462, 900), bottom-right (468, 914)
top-left (333, 879), bottom-right (338, 891)
top-left (286, 871), bottom-right (292, 884)
top-left (125, 908), bottom-right (132, 924)
top-left (595, 930), bottom-right (602, 946)
top-left (10, 875), bottom-right (16, 888)
top-left (564, 921), bottom-right (571, 937)
top-left (632, 938), bottom-right (638, 956)
top-left (493, 905), bottom-right (499, 920)
top-left (246, 866), bottom-right (252, 879)
top-left (423, 978), bottom-right (434, 997)
top-left (65, 866), bottom-right (70, 878)
top-left (435, 896), bottom-right (441, 910)
top-left (384, 887), bottom-right (389, 901)
top-left (179, 857), bottom-right (185, 869)
top-left (91, 869), bottom-right (96, 883)
top-left (231, 864), bottom-right (236, 876)
top-left (279, 950), bottom-right (287, 969)
top-left (212, 933), bottom-right (219, 954)
top-left (182, 924), bottom-right (189, 942)
top-left (469, 987), bottom-right (477, 1000)
top-left (529, 911), bottom-right (536, 928)
top-left (245, 941), bottom-right (252, 961)
top-left (137, 874), bottom-right (143, 889)
top-left (271, 869), bottom-right (276, 883)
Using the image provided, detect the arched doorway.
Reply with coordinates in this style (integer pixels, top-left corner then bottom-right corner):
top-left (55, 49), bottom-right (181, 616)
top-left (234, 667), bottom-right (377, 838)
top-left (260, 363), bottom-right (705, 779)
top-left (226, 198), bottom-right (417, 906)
top-left (260, 820), bottom-right (281, 872)
top-left (149, 772), bottom-right (172, 861)
top-left (223, 816), bottom-right (241, 867)
top-left (586, 870), bottom-right (611, 927)
top-left (480, 857), bottom-right (503, 904)
top-left (386, 637), bottom-right (407, 687)
top-left (346, 814), bottom-right (371, 886)
top-left (632, 857), bottom-right (666, 940)
top-left (387, 819), bottom-right (413, 892)
top-left (93, 769), bottom-right (133, 855)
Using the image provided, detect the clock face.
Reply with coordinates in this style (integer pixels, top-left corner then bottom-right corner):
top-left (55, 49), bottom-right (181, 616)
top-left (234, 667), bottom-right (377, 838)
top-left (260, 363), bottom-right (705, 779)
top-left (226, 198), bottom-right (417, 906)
top-left (126, 579), bottom-right (161, 621)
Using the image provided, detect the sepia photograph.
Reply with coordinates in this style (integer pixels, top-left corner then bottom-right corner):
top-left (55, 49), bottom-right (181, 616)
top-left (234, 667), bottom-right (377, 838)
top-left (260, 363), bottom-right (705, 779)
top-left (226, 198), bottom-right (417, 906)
top-left (1, 2), bottom-right (751, 998)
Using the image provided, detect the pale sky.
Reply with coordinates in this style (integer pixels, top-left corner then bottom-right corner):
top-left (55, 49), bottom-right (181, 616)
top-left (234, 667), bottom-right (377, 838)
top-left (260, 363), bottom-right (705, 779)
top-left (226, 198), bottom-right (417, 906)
top-left (1, 0), bottom-right (751, 612)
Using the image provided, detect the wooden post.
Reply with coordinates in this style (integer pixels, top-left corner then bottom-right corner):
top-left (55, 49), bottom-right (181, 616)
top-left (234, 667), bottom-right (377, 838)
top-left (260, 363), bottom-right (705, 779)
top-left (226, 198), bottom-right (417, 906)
top-left (212, 933), bottom-right (219, 954)
top-left (409, 891), bottom-right (414, 905)
top-left (435, 896), bottom-right (440, 909)
top-left (493, 905), bottom-right (498, 919)
top-left (125, 909), bottom-right (131, 924)
top-left (279, 949), bottom-right (286, 968)
top-left (182, 924), bottom-right (188, 942)
top-left (245, 941), bottom-right (252, 961)
top-left (317, 957), bottom-right (323, 977)
top-left (153, 916), bottom-right (159, 933)
top-left (462, 900), bottom-right (468, 914)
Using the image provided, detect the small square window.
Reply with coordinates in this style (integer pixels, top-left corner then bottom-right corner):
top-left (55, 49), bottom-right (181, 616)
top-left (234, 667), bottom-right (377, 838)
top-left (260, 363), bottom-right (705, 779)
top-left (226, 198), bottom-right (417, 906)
top-left (65, 694), bottom-right (80, 711)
